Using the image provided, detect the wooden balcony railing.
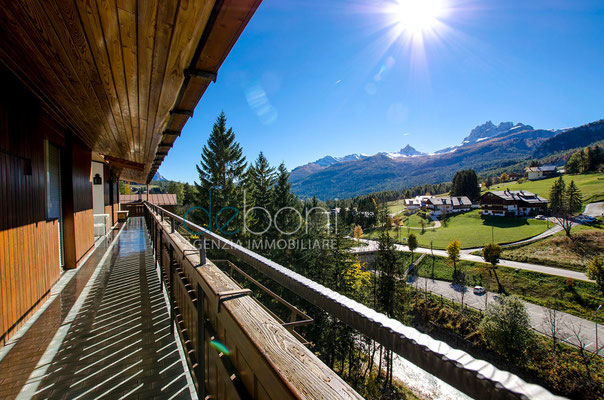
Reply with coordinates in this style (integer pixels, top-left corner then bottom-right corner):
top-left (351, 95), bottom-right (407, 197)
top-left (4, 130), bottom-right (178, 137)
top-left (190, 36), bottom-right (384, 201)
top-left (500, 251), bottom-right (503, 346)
top-left (144, 202), bottom-right (558, 400)
top-left (144, 203), bottom-right (361, 400)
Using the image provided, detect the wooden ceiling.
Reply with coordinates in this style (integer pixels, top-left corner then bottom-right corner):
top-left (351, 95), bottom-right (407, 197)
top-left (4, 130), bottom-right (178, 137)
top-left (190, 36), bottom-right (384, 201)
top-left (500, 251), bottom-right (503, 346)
top-left (0, 0), bottom-right (261, 183)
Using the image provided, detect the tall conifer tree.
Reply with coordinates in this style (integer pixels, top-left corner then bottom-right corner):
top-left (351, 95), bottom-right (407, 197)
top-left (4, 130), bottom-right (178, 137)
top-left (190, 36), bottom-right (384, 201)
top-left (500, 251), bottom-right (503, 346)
top-left (195, 112), bottom-right (246, 229)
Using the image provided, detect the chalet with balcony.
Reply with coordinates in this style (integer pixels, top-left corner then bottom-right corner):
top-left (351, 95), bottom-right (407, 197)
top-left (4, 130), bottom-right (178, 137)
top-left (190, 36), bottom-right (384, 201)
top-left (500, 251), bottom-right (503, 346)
top-left (479, 189), bottom-right (549, 216)
top-left (525, 165), bottom-right (558, 180)
top-left (421, 196), bottom-right (473, 215)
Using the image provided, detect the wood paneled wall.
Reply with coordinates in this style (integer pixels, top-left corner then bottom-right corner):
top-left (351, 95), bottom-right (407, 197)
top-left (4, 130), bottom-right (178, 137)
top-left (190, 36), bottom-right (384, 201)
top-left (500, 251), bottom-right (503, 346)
top-left (0, 66), bottom-right (94, 343)
top-left (61, 139), bottom-right (94, 269)
top-left (0, 69), bottom-right (63, 343)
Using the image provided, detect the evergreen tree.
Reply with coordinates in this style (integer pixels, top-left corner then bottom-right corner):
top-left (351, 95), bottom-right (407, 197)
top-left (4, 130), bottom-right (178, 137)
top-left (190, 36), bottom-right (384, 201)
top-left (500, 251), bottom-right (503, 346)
top-left (246, 152), bottom-right (276, 235)
top-left (566, 180), bottom-right (583, 215)
top-left (591, 145), bottom-right (602, 169)
top-left (485, 176), bottom-right (493, 189)
top-left (166, 181), bottom-right (184, 205)
top-left (376, 229), bottom-right (398, 318)
top-left (582, 147), bottom-right (592, 173)
top-left (182, 183), bottom-right (197, 207)
top-left (195, 112), bottom-right (246, 229)
top-left (549, 177), bottom-right (582, 238)
top-left (450, 169), bottom-right (480, 200)
top-left (375, 225), bottom-right (399, 388)
top-left (549, 177), bottom-right (566, 214)
top-left (272, 163), bottom-right (297, 235)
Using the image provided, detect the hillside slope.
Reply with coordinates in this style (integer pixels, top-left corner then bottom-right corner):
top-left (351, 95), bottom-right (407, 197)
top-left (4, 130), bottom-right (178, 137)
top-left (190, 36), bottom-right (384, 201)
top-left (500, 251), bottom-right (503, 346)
top-left (533, 119), bottom-right (604, 157)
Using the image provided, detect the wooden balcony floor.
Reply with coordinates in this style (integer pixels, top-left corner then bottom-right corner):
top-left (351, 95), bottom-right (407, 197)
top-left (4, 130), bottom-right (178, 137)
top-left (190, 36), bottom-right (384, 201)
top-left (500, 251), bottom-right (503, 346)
top-left (0, 217), bottom-right (194, 399)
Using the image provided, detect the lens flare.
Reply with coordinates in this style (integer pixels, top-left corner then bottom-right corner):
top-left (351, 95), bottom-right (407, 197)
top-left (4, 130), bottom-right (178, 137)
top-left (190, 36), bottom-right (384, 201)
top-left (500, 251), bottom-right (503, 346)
top-left (210, 339), bottom-right (230, 356)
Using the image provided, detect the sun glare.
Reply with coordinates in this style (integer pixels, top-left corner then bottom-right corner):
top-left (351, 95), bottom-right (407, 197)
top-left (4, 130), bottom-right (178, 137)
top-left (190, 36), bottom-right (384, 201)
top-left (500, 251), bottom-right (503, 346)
top-left (392, 0), bottom-right (448, 36)
top-left (394, 0), bottom-right (446, 34)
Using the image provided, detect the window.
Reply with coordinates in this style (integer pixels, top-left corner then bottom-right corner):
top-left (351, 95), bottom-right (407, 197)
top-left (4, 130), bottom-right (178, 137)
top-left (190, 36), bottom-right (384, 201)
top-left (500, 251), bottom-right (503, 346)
top-left (45, 140), bottom-right (62, 220)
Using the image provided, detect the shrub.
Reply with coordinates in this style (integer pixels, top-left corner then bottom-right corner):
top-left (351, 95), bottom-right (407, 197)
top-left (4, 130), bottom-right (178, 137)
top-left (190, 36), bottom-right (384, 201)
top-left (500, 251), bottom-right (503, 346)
top-left (479, 296), bottom-right (535, 362)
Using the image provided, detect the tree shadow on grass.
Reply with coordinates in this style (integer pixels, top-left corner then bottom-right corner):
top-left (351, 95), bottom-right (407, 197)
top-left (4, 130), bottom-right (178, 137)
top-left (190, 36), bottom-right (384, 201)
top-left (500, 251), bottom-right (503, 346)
top-left (481, 215), bottom-right (531, 229)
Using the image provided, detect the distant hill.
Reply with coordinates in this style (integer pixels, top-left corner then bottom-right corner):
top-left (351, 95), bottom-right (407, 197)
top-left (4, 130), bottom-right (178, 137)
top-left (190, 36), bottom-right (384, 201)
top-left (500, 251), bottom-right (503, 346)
top-left (289, 120), bottom-right (576, 199)
top-left (533, 119), bottom-right (604, 158)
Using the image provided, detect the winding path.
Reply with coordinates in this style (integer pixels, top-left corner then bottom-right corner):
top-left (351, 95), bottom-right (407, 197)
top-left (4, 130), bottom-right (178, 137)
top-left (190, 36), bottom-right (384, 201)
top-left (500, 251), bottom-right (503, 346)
top-left (353, 238), bottom-right (592, 282)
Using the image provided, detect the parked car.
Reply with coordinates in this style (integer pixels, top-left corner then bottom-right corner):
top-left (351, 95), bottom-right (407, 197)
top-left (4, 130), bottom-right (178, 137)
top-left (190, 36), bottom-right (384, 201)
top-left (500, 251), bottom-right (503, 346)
top-left (473, 286), bottom-right (486, 295)
top-left (535, 215), bottom-right (546, 220)
top-left (575, 214), bottom-right (595, 223)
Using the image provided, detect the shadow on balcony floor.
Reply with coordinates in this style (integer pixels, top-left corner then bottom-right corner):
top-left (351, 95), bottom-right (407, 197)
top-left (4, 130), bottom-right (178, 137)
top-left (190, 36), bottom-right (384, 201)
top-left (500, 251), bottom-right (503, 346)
top-left (0, 217), bottom-right (194, 400)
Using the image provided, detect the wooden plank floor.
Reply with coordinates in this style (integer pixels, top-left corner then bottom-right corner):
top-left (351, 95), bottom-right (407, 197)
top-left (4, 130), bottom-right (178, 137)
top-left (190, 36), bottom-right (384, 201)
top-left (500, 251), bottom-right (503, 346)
top-left (0, 217), bottom-right (194, 399)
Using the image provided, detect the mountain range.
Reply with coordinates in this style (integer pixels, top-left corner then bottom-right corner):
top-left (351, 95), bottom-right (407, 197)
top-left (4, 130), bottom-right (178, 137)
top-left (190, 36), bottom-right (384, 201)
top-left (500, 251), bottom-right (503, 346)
top-left (290, 119), bottom-right (604, 199)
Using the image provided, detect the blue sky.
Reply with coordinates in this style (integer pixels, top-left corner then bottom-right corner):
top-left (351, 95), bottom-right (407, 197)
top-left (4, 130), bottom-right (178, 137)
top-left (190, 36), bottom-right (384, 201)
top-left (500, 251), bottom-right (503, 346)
top-left (159, 0), bottom-right (604, 184)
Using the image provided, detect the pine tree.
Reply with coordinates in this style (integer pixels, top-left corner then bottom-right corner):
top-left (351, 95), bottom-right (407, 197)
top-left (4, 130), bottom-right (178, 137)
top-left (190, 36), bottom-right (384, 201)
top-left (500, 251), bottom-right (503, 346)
top-left (566, 180), bottom-right (583, 215)
top-left (195, 112), bottom-right (246, 229)
top-left (582, 147), bottom-right (592, 173)
top-left (272, 163), bottom-right (297, 235)
top-left (375, 226), bottom-right (399, 389)
top-left (549, 177), bottom-right (582, 238)
top-left (450, 169), bottom-right (480, 200)
top-left (591, 145), bottom-right (602, 169)
top-left (246, 152), bottom-right (276, 235)
top-left (549, 176), bottom-right (566, 214)
top-left (182, 183), bottom-right (197, 207)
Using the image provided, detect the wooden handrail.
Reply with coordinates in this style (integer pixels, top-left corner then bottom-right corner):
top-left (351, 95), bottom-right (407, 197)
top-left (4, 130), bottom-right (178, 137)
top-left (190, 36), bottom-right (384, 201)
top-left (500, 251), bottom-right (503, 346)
top-left (145, 201), bottom-right (561, 400)
top-left (144, 203), bottom-right (361, 400)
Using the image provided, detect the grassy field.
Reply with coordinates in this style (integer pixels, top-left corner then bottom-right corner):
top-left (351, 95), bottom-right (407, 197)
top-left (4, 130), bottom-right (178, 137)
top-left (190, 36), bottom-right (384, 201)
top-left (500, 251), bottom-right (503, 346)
top-left (386, 199), bottom-right (407, 215)
top-left (413, 253), bottom-right (604, 322)
top-left (484, 172), bottom-right (604, 205)
top-left (365, 209), bottom-right (549, 249)
top-left (398, 213), bottom-right (435, 228)
top-left (498, 218), bottom-right (604, 272)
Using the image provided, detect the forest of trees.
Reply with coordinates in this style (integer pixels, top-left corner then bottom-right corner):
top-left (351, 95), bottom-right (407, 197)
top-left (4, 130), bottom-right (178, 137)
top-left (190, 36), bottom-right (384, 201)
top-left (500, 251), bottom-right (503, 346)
top-left (450, 169), bottom-right (480, 200)
top-left (565, 145), bottom-right (603, 174)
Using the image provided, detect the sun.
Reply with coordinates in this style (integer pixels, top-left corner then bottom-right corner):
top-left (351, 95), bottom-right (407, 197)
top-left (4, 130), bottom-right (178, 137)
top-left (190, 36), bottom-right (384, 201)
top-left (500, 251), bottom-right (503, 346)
top-left (390, 0), bottom-right (448, 37)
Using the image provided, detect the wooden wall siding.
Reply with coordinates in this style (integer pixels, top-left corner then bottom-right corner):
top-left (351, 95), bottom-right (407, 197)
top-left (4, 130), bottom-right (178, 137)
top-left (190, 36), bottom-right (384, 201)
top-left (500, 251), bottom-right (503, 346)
top-left (0, 0), bottom-right (263, 183)
top-left (0, 70), bottom-right (62, 344)
top-left (61, 139), bottom-right (94, 269)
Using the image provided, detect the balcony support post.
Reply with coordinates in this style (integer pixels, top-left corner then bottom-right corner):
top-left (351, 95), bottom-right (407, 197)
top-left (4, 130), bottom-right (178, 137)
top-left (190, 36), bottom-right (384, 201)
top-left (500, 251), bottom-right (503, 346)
top-left (169, 245), bottom-right (175, 336)
top-left (199, 238), bottom-right (206, 266)
top-left (196, 283), bottom-right (206, 399)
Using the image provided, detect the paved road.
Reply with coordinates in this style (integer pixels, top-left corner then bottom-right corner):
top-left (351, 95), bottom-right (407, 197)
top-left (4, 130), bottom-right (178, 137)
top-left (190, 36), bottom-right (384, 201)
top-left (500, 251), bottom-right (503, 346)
top-left (410, 277), bottom-right (604, 355)
top-left (584, 201), bottom-right (604, 217)
top-left (352, 238), bottom-right (592, 282)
